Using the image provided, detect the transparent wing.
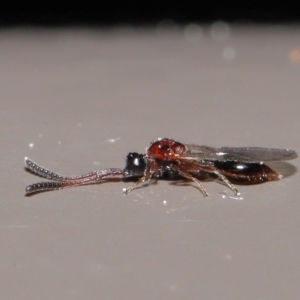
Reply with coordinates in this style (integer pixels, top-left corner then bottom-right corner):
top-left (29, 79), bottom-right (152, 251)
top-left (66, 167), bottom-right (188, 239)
top-left (186, 145), bottom-right (297, 163)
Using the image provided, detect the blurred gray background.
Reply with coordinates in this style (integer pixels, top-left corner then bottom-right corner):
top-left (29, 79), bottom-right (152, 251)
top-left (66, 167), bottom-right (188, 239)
top-left (1, 23), bottom-right (300, 299)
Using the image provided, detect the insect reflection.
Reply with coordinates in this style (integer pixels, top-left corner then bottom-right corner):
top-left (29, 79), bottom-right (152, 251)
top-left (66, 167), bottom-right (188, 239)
top-left (24, 138), bottom-right (297, 197)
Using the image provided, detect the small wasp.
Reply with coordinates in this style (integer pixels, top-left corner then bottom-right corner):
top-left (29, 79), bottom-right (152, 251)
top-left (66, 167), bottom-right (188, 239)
top-left (25, 138), bottom-right (297, 197)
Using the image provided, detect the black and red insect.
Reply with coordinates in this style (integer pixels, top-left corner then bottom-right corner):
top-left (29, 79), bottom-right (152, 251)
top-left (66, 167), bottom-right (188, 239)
top-left (24, 138), bottom-right (297, 197)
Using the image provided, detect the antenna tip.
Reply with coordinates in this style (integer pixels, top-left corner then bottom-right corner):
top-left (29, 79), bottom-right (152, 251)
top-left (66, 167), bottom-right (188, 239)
top-left (25, 185), bottom-right (33, 194)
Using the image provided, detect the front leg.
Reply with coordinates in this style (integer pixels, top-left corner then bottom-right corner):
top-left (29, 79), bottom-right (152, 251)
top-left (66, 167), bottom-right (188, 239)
top-left (124, 160), bottom-right (158, 194)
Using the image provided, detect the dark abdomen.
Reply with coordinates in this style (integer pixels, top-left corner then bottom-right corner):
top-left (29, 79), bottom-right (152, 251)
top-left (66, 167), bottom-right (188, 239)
top-left (214, 162), bottom-right (280, 184)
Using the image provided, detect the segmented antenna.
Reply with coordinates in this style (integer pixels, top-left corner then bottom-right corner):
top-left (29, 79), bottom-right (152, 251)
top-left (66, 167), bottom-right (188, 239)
top-left (25, 157), bottom-right (65, 181)
top-left (24, 157), bottom-right (125, 195)
top-left (25, 181), bottom-right (64, 194)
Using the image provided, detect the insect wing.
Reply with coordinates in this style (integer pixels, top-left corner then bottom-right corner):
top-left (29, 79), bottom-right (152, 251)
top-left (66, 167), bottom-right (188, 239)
top-left (186, 145), bottom-right (297, 163)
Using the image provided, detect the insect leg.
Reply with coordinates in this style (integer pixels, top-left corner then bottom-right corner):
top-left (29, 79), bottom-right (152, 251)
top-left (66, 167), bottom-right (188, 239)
top-left (172, 165), bottom-right (209, 197)
top-left (213, 170), bottom-right (240, 196)
top-left (124, 161), bottom-right (157, 194)
top-left (123, 176), bottom-right (148, 194)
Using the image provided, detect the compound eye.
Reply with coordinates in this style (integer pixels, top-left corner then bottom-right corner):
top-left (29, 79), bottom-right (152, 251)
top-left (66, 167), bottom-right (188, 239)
top-left (127, 152), bottom-right (141, 163)
top-left (127, 153), bottom-right (135, 161)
